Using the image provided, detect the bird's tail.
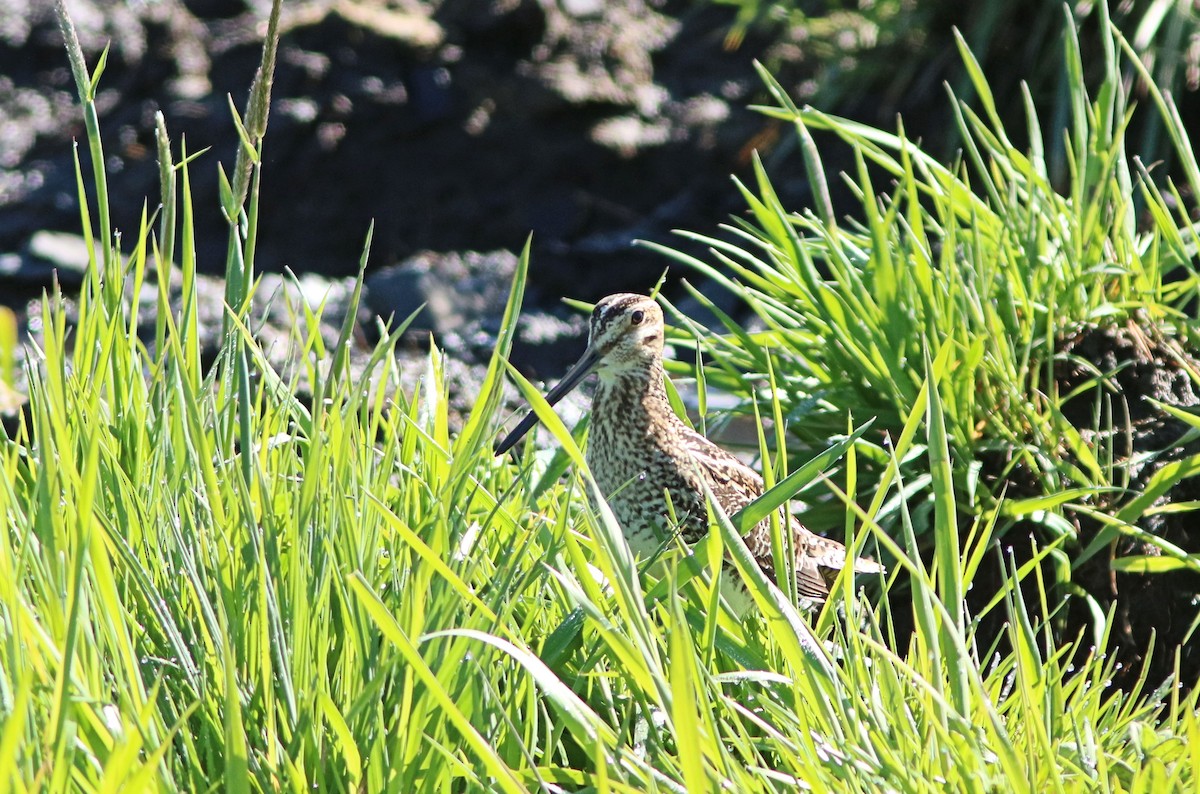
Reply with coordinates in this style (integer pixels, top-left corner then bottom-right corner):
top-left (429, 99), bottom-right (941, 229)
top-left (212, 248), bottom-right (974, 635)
top-left (852, 556), bottom-right (885, 574)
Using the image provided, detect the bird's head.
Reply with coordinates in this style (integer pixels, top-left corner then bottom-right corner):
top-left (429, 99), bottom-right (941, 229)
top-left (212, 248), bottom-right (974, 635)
top-left (585, 293), bottom-right (664, 379)
top-left (494, 292), bottom-right (664, 454)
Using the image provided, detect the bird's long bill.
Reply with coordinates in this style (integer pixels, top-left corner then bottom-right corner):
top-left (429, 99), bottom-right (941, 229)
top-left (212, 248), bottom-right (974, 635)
top-left (494, 344), bottom-right (602, 455)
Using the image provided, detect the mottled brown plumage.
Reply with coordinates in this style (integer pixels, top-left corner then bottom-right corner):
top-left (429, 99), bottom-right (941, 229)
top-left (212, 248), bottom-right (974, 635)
top-left (496, 293), bottom-right (883, 608)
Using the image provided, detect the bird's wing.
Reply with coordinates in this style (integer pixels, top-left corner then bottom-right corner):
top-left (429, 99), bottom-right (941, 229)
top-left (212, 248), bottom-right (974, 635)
top-left (804, 532), bottom-right (885, 574)
top-left (677, 426), bottom-right (764, 503)
top-left (741, 546), bottom-right (832, 601)
top-left (678, 425), bottom-right (883, 600)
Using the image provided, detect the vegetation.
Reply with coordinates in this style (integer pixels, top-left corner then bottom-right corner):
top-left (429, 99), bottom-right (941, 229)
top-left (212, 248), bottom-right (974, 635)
top-left (1, 1), bottom-right (1198, 791)
top-left (718, 0), bottom-right (1200, 176)
top-left (648, 2), bottom-right (1200, 631)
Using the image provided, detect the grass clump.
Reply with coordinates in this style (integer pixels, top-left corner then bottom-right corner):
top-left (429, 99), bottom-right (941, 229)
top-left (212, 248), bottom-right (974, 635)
top-left (1, 0), bottom-right (1198, 790)
top-left (648, 5), bottom-right (1200, 680)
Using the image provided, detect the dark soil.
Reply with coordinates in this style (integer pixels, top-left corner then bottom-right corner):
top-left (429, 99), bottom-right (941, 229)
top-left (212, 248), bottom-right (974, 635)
top-left (960, 323), bottom-right (1200, 689)
top-left (1057, 323), bottom-right (1200, 686)
top-left (0, 0), bottom-right (789, 304)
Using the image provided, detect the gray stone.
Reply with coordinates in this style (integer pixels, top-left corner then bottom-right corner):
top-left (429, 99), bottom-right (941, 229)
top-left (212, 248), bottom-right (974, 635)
top-left (28, 231), bottom-right (91, 279)
top-left (364, 249), bottom-right (517, 339)
top-left (0, 230), bottom-right (91, 289)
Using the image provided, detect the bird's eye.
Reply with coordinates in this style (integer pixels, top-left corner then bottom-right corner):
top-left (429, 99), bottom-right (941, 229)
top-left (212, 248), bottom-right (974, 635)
top-left (630, 310), bottom-right (645, 326)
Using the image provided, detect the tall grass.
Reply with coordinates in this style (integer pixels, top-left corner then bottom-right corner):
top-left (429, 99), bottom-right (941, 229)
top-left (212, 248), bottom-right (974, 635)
top-left (1, 1), bottom-right (1197, 790)
top-left (646, 4), bottom-right (1200, 599)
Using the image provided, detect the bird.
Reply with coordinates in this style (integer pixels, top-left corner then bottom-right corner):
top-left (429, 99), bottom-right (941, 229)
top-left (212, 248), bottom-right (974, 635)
top-left (495, 293), bottom-right (883, 610)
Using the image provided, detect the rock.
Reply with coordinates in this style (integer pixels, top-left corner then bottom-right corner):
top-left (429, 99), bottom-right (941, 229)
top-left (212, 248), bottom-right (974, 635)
top-left (511, 309), bottom-right (587, 378)
top-left (0, 231), bottom-right (91, 290)
top-left (364, 249), bottom-right (517, 341)
top-left (0, 253), bottom-right (28, 280)
top-left (0, 0), bottom-right (774, 301)
top-left (28, 230), bottom-right (90, 275)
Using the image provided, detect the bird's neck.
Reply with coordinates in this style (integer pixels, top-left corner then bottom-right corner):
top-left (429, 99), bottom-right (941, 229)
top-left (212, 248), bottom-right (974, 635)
top-left (592, 360), bottom-right (676, 433)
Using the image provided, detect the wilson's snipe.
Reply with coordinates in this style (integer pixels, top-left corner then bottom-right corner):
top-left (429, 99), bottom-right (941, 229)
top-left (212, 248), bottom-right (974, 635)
top-left (496, 293), bottom-right (883, 607)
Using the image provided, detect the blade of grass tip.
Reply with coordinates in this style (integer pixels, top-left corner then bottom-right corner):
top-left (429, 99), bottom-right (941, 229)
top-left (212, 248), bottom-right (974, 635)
top-left (647, 268), bottom-right (670, 299)
top-left (794, 115), bottom-right (837, 233)
top-left (127, 202), bottom-right (152, 341)
top-left (741, 152), bottom-right (793, 249)
top-left (347, 575), bottom-right (525, 794)
top-left (423, 340), bottom-right (451, 452)
top-left (327, 221), bottom-right (374, 393)
top-left (952, 28), bottom-right (1003, 138)
top-left (1095, 0), bottom-right (1118, 143)
top-left (1110, 555), bottom-right (1199, 575)
top-left (752, 60), bottom-right (800, 116)
top-left (1062, 4), bottom-right (1089, 206)
top-left (637, 238), bottom-right (745, 297)
top-left (662, 373), bottom-right (695, 432)
top-left (227, 95), bottom-right (261, 168)
top-left (458, 235), bottom-right (530, 459)
top-left (56, 2), bottom-right (112, 273)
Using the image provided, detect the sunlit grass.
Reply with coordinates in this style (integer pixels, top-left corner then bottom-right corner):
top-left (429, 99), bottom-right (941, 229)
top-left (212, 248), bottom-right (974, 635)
top-left (646, 4), bottom-right (1200, 627)
top-left (0, 1), bottom-right (1197, 791)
